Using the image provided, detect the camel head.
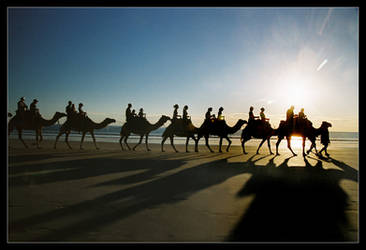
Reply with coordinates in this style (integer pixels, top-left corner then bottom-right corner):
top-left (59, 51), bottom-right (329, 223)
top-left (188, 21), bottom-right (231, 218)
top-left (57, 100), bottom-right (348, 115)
top-left (321, 121), bottom-right (332, 129)
top-left (160, 115), bottom-right (171, 123)
top-left (8, 112), bottom-right (12, 117)
top-left (104, 118), bottom-right (116, 125)
top-left (54, 112), bottom-right (67, 120)
top-left (238, 119), bottom-right (248, 126)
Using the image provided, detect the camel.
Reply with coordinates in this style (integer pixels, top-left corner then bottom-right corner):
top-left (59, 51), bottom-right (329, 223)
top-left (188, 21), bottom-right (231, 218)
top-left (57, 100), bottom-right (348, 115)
top-left (196, 118), bottom-right (247, 153)
top-left (8, 111), bottom-right (67, 148)
top-left (119, 115), bottom-right (171, 151)
top-left (241, 118), bottom-right (332, 157)
top-left (241, 120), bottom-right (276, 155)
top-left (161, 119), bottom-right (198, 152)
top-left (275, 118), bottom-right (332, 157)
top-left (54, 115), bottom-right (116, 150)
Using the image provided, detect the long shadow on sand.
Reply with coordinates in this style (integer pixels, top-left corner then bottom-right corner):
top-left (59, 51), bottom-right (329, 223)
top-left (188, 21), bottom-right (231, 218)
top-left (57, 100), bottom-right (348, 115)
top-left (227, 155), bottom-right (357, 242)
top-left (9, 154), bottom-right (357, 242)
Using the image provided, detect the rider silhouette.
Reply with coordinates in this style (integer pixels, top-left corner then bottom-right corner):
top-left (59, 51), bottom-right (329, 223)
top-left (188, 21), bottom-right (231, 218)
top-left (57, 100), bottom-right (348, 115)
top-left (218, 107), bottom-right (224, 120)
top-left (205, 107), bottom-right (214, 121)
top-left (286, 105), bottom-right (295, 130)
top-left (260, 107), bottom-right (269, 124)
top-left (138, 108), bottom-right (145, 118)
top-left (172, 104), bottom-right (181, 123)
top-left (125, 103), bottom-right (132, 122)
top-left (249, 106), bottom-right (259, 124)
top-left (17, 97), bottom-right (28, 120)
top-left (66, 101), bottom-right (73, 117)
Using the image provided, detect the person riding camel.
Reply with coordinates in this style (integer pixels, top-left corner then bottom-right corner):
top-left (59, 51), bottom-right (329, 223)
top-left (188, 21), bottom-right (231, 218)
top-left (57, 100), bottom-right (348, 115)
top-left (260, 107), bottom-right (269, 124)
top-left (138, 108), bottom-right (145, 119)
top-left (78, 103), bottom-right (86, 117)
top-left (205, 107), bottom-right (214, 121)
top-left (17, 97), bottom-right (28, 120)
top-left (125, 103), bottom-right (132, 122)
top-left (248, 106), bottom-right (259, 124)
top-left (131, 109), bottom-right (136, 117)
top-left (182, 105), bottom-right (190, 126)
top-left (66, 101), bottom-right (73, 116)
top-left (286, 105), bottom-right (295, 130)
top-left (218, 107), bottom-right (224, 120)
top-left (298, 108), bottom-right (307, 119)
top-left (297, 108), bottom-right (308, 128)
top-left (172, 104), bottom-right (181, 123)
top-left (29, 99), bottom-right (40, 123)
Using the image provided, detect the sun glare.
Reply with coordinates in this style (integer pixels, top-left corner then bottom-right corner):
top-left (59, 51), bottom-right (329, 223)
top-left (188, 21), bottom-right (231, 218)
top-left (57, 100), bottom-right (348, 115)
top-left (290, 136), bottom-right (303, 149)
top-left (276, 68), bottom-right (314, 108)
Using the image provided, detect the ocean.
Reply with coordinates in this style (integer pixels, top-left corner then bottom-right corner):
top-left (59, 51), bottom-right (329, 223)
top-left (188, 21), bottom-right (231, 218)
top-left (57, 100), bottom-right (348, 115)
top-left (8, 125), bottom-right (359, 149)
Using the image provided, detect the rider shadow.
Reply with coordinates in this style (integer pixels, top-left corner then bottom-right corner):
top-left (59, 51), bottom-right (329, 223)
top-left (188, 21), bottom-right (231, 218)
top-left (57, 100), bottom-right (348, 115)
top-left (227, 155), bottom-right (355, 242)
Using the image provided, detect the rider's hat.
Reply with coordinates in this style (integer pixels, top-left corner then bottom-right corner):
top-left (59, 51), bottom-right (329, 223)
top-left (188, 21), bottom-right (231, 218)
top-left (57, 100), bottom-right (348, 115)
top-left (33, 99), bottom-right (38, 103)
top-left (174, 104), bottom-right (179, 108)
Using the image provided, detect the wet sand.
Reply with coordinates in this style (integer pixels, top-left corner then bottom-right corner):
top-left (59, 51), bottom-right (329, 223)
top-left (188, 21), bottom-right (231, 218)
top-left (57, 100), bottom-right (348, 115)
top-left (8, 138), bottom-right (359, 242)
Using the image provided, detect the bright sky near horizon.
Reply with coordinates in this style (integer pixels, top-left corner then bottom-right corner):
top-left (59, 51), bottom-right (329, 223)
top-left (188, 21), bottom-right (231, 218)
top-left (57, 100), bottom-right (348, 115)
top-left (8, 7), bottom-right (359, 132)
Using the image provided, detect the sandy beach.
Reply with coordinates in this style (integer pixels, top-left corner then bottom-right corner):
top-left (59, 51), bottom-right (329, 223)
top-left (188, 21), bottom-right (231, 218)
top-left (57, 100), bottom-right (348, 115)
top-left (8, 138), bottom-right (359, 243)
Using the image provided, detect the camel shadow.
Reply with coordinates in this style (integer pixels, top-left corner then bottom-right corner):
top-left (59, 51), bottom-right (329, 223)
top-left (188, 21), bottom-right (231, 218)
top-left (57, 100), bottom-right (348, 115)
top-left (227, 155), bottom-right (357, 242)
top-left (9, 153), bottom-right (357, 242)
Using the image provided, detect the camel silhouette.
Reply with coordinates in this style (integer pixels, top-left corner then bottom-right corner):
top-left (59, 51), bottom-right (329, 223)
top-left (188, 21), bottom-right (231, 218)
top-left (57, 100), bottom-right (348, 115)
top-left (119, 115), bottom-right (171, 151)
top-left (8, 111), bottom-right (67, 148)
top-left (161, 119), bottom-right (198, 153)
top-left (161, 118), bottom-right (247, 153)
top-left (241, 120), bottom-right (275, 155)
top-left (54, 115), bottom-right (116, 150)
top-left (275, 119), bottom-right (332, 157)
top-left (196, 118), bottom-right (247, 153)
top-left (241, 118), bottom-right (332, 157)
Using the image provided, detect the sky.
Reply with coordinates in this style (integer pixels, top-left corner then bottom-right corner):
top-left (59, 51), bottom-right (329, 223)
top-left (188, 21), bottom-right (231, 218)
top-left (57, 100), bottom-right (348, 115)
top-left (8, 7), bottom-right (359, 132)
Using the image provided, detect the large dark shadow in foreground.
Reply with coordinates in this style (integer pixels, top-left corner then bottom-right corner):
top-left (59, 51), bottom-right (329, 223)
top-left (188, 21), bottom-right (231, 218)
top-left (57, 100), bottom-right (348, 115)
top-left (227, 156), bottom-right (357, 242)
top-left (9, 153), bottom-right (357, 242)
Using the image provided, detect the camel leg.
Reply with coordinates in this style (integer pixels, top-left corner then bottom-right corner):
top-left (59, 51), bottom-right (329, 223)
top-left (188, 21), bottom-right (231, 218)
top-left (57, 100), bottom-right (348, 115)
top-left (18, 130), bottom-right (28, 148)
top-left (124, 135), bottom-right (131, 150)
top-left (119, 135), bottom-right (125, 151)
top-left (241, 135), bottom-right (250, 154)
top-left (170, 136), bottom-right (178, 153)
top-left (225, 136), bottom-right (232, 152)
top-left (218, 137), bottom-right (223, 153)
top-left (161, 136), bottom-right (167, 152)
top-left (65, 131), bottom-right (72, 149)
top-left (90, 131), bottom-right (99, 150)
top-left (256, 138), bottom-right (266, 154)
top-left (287, 137), bottom-right (297, 156)
top-left (267, 138), bottom-right (274, 155)
top-left (195, 135), bottom-right (202, 152)
top-left (35, 130), bottom-right (41, 149)
top-left (205, 135), bottom-right (214, 153)
top-left (145, 134), bottom-right (151, 151)
top-left (133, 135), bottom-right (144, 151)
top-left (302, 137), bottom-right (307, 157)
top-left (276, 136), bottom-right (283, 155)
top-left (191, 136), bottom-right (198, 152)
top-left (185, 137), bottom-right (190, 153)
top-left (54, 131), bottom-right (63, 149)
top-left (39, 130), bottom-right (43, 143)
top-left (80, 132), bottom-right (86, 150)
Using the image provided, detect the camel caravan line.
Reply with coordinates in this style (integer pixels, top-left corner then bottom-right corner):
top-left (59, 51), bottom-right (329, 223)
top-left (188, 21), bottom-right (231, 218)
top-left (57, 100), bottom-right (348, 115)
top-left (8, 99), bottom-right (332, 157)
